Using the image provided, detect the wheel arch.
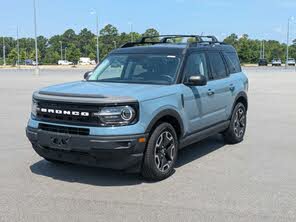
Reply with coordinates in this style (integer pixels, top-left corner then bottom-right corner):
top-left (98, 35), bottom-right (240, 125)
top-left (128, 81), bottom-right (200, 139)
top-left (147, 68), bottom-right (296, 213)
top-left (145, 109), bottom-right (184, 139)
top-left (230, 91), bottom-right (248, 119)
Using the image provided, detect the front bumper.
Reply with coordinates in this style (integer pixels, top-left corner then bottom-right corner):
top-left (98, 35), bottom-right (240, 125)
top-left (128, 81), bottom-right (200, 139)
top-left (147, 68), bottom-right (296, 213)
top-left (26, 126), bottom-right (148, 172)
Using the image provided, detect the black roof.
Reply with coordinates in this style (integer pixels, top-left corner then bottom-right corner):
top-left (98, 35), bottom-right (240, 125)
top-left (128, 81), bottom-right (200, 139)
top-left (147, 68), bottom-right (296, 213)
top-left (111, 43), bottom-right (236, 55)
top-left (111, 44), bottom-right (186, 55)
top-left (111, 35), bottom-right (236, 55)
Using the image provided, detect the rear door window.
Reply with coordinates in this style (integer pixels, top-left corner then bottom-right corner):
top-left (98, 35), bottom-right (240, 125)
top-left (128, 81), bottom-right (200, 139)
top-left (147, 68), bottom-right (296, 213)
top-left (223, 52), bottom-right (241, 74)
top-left (207, 52), bottom-right (228, 80)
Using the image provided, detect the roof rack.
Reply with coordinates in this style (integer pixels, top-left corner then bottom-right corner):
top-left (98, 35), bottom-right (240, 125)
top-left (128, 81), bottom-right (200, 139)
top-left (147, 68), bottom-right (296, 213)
top-left (120, 35), bottom-right (225, 48)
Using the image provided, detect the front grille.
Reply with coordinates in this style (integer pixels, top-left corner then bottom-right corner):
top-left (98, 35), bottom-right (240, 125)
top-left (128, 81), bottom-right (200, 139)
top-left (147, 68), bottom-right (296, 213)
top-left (35, 100), bottom-right (100, 126)
top-left (39, 123), bottom-right (90, 136)
top-left (34, 99), bottom-right (138, 126)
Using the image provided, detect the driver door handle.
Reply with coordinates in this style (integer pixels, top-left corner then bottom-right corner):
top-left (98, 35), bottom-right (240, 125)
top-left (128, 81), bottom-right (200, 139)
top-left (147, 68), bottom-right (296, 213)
top-left (207, 89), bottom-right (215, 96)
top-left (229, 84), bottom-right (235, 91)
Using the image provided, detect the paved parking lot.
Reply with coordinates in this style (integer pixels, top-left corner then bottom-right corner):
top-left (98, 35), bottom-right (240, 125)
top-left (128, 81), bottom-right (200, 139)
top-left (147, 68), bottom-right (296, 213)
top-left (0, 67), bottom-right (296, 221)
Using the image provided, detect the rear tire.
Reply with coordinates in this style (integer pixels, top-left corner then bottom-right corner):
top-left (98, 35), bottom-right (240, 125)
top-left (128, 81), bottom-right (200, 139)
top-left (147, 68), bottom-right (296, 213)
top-left (223, 102), bottom-right (247, 144)
top-left (142, 122), bottom-right (178, 181)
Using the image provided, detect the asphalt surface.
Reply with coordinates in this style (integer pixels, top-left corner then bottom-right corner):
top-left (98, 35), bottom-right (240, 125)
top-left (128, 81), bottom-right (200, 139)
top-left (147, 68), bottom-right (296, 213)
top-left (0, 67), bottom-right (296, 222)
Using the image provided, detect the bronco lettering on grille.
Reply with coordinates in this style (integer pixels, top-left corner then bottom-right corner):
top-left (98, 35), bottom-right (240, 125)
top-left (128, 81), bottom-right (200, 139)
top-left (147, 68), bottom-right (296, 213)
top-left (40, 108), bottom-right (90, 116)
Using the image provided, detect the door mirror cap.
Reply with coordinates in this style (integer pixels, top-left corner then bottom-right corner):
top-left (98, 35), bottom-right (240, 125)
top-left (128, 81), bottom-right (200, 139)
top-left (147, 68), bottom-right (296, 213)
top-left (84, 71), bottom-right (92, 80)
top-left (185, 75), bottom-right (207, 86)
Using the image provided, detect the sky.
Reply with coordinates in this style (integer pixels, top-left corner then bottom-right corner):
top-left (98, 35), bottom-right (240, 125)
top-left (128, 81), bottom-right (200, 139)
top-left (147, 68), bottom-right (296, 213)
top-left (1, 0), bottom-right (296, 43)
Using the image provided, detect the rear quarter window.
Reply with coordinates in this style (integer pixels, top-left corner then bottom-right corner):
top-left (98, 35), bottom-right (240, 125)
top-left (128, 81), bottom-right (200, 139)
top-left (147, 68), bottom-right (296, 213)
top-left (223, 52), bottom-right (241, 74)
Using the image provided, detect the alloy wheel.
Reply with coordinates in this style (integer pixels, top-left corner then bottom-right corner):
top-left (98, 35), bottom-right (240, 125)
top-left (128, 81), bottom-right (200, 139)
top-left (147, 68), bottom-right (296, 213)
top-left (154, 130), bottom-right (176, 172)
top-left (233, 107), bottom-right (246, 138)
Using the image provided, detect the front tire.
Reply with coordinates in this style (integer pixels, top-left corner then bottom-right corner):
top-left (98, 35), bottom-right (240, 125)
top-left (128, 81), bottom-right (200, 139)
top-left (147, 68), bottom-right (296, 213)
top-left (223, 102), bottom-right (247, 144)
top-left (142, 123), bottom-right (178, 181)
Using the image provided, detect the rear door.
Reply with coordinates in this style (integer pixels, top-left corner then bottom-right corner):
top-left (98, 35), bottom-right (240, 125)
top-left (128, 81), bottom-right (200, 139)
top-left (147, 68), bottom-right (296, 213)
top-left (223, 51), bottom-right (244, 116)
top-left (206, 51), bottom-right (233, 123)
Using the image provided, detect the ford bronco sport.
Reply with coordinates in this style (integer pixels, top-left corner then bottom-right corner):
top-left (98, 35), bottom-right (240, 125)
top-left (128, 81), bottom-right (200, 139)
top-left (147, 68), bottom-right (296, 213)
top-left (26, 35), bottom-right (248, 181)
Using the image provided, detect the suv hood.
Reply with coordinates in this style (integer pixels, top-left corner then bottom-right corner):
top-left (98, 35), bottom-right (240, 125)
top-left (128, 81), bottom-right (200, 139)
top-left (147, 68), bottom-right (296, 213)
top-left (35, 81), bottom-right (175, 103)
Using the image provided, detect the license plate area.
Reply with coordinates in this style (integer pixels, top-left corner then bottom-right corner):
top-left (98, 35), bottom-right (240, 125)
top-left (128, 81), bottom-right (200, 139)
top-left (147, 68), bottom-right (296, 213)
top-left (38, 131), bottom-right (72, 151)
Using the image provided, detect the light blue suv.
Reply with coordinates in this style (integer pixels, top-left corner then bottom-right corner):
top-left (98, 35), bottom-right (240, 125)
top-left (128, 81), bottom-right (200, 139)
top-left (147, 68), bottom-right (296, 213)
top-left (26, 35), bottom-right (248, 180)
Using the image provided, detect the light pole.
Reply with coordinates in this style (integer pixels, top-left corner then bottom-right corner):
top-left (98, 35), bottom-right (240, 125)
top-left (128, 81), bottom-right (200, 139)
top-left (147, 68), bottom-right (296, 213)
top-left (2, 37), bottom-right (5, 66)
top-left (263, 40), bottom-right (265, 59)
top-left (113, 40), bottom-right (117, 49)
top-left (33, 0), bottom-right (39, 74)
top-left (286, 16), bottom-right (295, 68)
top-left (59, 41), bottom-right (63, 60)
top-left (96, 15), bottom-right (99, 63)
top-left (91, 10), bottom-right (100, 64)
top-left (65, 47), bottom-right (67, 61)
top-left (260, 40), bottom-right (265, 59)
top-left (260, 41), bottom-right (262, 59)
top-left (129, 22), bottom-right (133, 42)
top-left (16, 26), bottom-right (20, 68)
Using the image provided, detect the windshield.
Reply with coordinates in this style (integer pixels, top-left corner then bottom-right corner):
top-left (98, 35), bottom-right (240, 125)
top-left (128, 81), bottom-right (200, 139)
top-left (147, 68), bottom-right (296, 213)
top-left (88, 54), bottom-right (181, 84)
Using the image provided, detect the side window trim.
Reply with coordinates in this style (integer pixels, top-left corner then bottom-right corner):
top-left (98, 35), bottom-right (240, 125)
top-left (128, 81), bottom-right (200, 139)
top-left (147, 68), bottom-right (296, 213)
top-left (223, 52), bottom-right (242, 74)
top-left (220, 52), bottom-right (231, 76)
top-left (205, 51), bottom-right (214, 81)
top-left (207, 51), bottom-right (229, 81)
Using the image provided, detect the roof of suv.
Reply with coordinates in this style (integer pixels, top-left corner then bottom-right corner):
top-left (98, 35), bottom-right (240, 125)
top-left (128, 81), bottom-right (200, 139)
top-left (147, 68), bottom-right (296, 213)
top-left (111, 35), bottom-right (237, 55)
top-left (111, 43), bottom-right (236, 55)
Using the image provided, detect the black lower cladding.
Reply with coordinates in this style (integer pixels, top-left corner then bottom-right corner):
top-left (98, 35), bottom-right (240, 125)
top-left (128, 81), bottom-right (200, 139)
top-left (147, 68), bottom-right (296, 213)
top-left (26, 126), bottom-right (147, 172)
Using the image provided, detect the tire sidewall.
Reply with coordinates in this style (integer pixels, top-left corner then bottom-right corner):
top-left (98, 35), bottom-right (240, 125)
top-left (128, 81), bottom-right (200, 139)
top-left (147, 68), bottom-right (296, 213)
top-left (229, 102), bottom-right (247, 142)
top-left (142, 122), bottom-right (179, 180)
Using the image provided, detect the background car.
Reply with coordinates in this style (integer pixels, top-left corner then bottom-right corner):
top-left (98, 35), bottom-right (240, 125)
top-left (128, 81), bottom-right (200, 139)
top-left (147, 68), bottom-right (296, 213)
top-left (271, 59), bottom-right (282, 66)
top-left (24, 59), bottom-right (36, 66)
top-left (78, 57), bottom-right (96, 65)
top-left (258, 58), bottom-right (268, 66)
top-left (287, 58), bottom-right (296, 66)
top-left (58, 60), bottom-right (73, 65)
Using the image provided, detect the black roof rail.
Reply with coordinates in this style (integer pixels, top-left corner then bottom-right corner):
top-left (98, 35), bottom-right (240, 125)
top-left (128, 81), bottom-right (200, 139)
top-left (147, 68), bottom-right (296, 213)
top-left (199, 35), bottom-right (219, 43)
top-left (120, 35), bottom-right (225, 48)
top-left (139, 35), bottom-right (203, 43)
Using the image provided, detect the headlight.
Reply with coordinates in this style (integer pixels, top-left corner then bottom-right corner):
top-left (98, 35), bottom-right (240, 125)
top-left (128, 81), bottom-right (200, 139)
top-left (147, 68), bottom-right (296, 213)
top-left (31, 100), bottom-right (38, 117)
top-left (95, 105), bottom-right (137, 126)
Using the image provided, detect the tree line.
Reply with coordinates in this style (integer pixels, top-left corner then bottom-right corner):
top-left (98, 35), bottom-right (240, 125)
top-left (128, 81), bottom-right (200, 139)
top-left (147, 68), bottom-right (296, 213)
top-left (0, 25), bottom-right (295, 65)
top-left (223, 34), bottom-right (296, 64)
top-left (0, 25), bottom-right (159, 65)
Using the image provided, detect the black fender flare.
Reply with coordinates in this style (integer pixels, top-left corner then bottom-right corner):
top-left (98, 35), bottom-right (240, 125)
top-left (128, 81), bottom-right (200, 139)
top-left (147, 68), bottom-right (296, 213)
top-left (229, 91), bottom-right (248, 119)
top-left (145, 109), bottom-right (184, 137)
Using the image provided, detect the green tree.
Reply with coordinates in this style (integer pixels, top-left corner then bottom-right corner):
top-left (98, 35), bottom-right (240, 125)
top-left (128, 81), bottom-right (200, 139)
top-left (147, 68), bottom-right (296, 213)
top-left (8, 48), bottom-right (18, 65)
top-left (37, 36), bottom-right (48, 62)
top-left (100, 24), bottom-right (118, 36)
top-left (20, 49), bottom-right (26, 61)
top-left (78, 28), bottom-right (95, 57)
top-left (88, 52), bottom-right (96, 60)
top-left (142, 28), bottom-right (160, 42)
top-left (29, 49), bottom-right (41, 63)
top-left (44, 48), bottom-right (60, 64)
top-left (223, 33), bottom-right (238, 47)
top-left (67, 45), bottom-right (81, 64)
top-left (100, 24), bottom-right (119, 59)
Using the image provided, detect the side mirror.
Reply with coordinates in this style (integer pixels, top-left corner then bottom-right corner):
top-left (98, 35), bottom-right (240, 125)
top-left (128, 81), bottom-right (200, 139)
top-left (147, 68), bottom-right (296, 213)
top-left (185, 75), bottom-right (207, 86)
top-left (84, 71), bottom-right (92, 80)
